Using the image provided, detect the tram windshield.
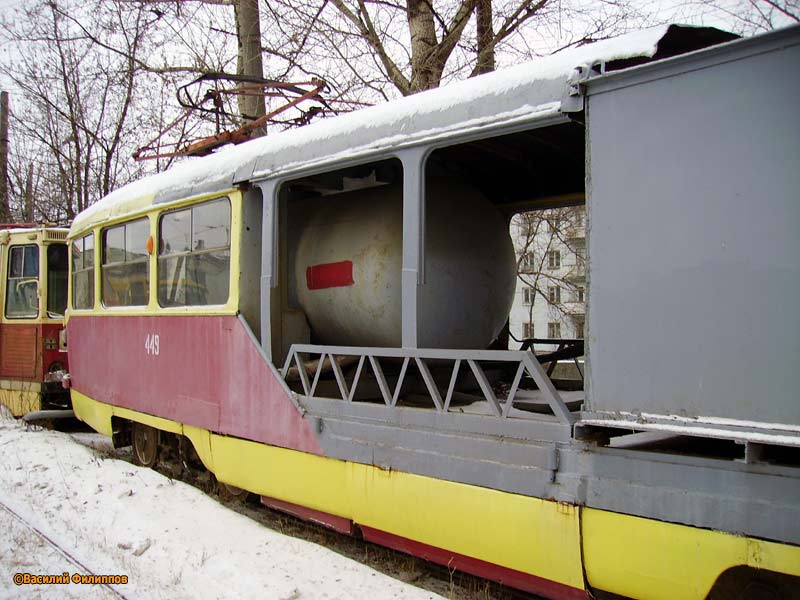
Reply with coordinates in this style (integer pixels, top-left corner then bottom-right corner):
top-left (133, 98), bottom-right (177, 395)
top-left (5, 244), bottom-right (39, 318)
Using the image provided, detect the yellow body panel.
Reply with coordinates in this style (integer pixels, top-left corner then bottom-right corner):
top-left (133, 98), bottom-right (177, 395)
top-left (73, 391), bottom-right (800, 598)
top-left (71, 391), bottom-right (213, 469)
top-left (583, 508), bottom-right (800, 600)
top-left (73, 391), bottom-right (585, 589)
top-left (212, 433), bottom-right (585, 588)
top-left (0, 386), bottom-right (41, 416)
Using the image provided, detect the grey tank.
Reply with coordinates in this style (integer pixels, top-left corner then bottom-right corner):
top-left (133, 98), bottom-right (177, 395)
top-left (294, 179), bottom-right (516, 348)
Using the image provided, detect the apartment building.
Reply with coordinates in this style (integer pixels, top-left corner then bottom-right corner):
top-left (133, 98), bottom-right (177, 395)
top-left (508, 206), bottom-right (585, 349)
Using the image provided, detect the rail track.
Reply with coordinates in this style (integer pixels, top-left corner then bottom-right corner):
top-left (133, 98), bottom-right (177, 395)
top-left (0, 499), bottom-right (130, 600)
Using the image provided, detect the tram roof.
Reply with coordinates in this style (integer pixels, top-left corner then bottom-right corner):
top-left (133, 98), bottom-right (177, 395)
top-left (0, 226), bottom-right (69, 241)
top-left (70, 24), bottom-right (736, 235)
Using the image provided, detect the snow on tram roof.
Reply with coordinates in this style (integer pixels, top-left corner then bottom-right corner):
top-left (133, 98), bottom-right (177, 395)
top-left (70, 24), bottom-right (729, 235)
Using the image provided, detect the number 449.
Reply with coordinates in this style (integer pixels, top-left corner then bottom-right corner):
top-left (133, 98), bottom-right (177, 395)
top-left (145, 334), bottom-right (160, 356)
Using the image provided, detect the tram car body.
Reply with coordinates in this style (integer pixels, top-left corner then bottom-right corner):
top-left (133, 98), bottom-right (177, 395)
top-left (0, 225), bottom-right (70, 416)
top-left (66, 25), bottom-right (800, 600)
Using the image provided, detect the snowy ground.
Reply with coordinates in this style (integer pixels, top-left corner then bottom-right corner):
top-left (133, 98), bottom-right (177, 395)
top-left (0, 414), bottom-right (444, 600)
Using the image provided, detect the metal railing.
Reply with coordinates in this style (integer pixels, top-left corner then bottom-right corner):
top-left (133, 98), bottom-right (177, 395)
top-left (281, 345), bottom-right (576, 424)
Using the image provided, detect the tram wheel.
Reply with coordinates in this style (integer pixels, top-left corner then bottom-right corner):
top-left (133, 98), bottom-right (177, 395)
top-left (217, 480), bottom-right (252, 503)
top-left (131, 422), bottom-right (159, 468)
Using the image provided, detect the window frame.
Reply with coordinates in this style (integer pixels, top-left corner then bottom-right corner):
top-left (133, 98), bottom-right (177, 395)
top-left (5, 244), bottom-right (40, 319)
top-left (522, 322), bottom-right (533, 339)
top-left (522, 287), bottom-right (534, 305)
top-left (520, 251), bottom-right (535, 273)
top-left (575, 246), bottom-right (586, 267)
top-left (71, 233), bottom-right (96, 311)
top-left (548, 285), bottom-right (561, 304)
top-left (101, 218), bottom-right (151, 308)
top-left (573, 317), bottom-right (585, 339)
top-left (157, 196), bottom-right (232, 308)
top-left (547, 250), bottom-right (561, 270)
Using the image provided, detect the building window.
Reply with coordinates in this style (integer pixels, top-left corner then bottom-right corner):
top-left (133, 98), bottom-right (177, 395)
top-left (546, 217), bottom-right (562, 232)
top-left (575, 247), bottom-right (586, 266)
top-left (71, 233), bottom-right (94, 310)
top-left (102, 218), bottom-right (150, 307)
top-left (522, 287), bottom-right (534, 304)
top-left (5, 245), bottom-right (39, 318)
top-left (520, 252), bottom-right (535, 273)
top-left (573, 317), bottom-right (585, 339)
top-left (547, 250), bottom-right (561, 269)
top-left (548, 322), bottom-right (561, 339)
top-left (158, 197), bottom-right (231, 307)
top-left (522, 322), bottom-right (533, 339)
top-left (548, 285), bottom-right (561, 304)
top-left (576, 286), bottom-right (585, 303)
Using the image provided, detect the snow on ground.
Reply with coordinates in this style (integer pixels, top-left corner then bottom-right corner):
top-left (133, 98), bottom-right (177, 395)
top-left (0, 507), bottom-right (117, 600)
top-left (0, 415), bottom-right (444, 600)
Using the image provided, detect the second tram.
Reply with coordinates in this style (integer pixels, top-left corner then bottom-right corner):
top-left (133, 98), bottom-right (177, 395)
top-left (0, 225), bottom-right (70, 417)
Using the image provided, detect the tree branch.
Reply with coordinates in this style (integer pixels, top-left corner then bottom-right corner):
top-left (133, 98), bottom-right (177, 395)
top-left (330, 0), bottom-right (411, 94)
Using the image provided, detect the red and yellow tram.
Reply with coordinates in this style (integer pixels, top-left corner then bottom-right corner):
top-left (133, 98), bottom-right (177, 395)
top-left (65, 26), bottom-right (800, 600)
top-left (0, 225), bottom-right (70, 417)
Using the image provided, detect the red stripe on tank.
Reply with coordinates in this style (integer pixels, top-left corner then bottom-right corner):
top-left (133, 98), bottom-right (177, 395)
top-left (306, 260), bottom-right (354, 290)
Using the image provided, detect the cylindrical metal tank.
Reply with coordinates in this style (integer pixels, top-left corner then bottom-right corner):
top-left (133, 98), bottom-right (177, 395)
top-left (294, 178), bottom-right (516, 348)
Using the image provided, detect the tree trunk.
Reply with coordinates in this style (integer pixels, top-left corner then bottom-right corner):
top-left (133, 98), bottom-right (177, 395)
top-left (24, 163), bottom-right (34, 222)
top-left (0, 92), bottom-right (9, 223)
top-left (474, 0), bottom-right (495, 75)
top-left (407, 0), bottom-right (440, 91)
top-left (235, 0), bottom-right (266, 129)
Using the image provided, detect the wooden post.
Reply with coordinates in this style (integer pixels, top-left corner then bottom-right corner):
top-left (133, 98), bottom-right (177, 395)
top-left (0, 91), bottom-right (9, 222)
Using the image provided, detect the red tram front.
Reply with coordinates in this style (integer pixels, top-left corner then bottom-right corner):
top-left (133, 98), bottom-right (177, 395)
top-left (0, 225), bottom-right (70, 417)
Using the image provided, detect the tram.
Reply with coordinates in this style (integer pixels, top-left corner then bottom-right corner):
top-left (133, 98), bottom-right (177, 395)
top-left (65, 25), bottom-right (800, 600)
top-left (0, 225), bottom-right (70, 417)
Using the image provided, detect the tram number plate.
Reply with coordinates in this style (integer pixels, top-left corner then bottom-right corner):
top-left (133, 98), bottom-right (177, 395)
top-left (144, 334), bottom-right (160, 356)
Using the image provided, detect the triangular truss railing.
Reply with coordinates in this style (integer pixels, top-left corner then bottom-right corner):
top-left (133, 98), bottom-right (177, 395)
top-left (281, 345), bottom-right (576, 425)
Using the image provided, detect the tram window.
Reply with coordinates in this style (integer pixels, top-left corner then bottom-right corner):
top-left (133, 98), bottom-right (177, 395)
top-left (5, 245), bottom-right (39, 318)
top-left (102, 218), bottom-right (150, 307)
top-left (71, 233), bottom-right (95, 310)
top-left (158, 198), bottom-right (230, 307)
top-left (47, 244), bottom-right (68, 317)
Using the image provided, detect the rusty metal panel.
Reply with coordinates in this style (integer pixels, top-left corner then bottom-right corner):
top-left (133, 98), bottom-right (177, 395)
top-left (0, 324), bottom-right (39, 379)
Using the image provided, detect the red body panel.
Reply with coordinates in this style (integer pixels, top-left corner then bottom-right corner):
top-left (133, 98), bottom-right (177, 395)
top-left (0, 322), bottom-right (66, 381)
top-left (261, 495), bottom-right (354, 535)
top-left (0, 324), bottom-right (38, 379)
top-left (41, 323), bottom-right (67, 377)
top-left (68, 315), bottom-right (321, 454)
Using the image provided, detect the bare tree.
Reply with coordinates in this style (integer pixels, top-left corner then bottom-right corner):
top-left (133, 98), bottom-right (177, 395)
top-left (261, 1), bottom-right (643, 99)
top-left (671, 0), bottom-right (797, 34)
top-left (0, 0), bottom-right (652, 220)
top-left (0, 0), bottom-right (160, 221)
top-left (0, 92), bottom-right (9, 222)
